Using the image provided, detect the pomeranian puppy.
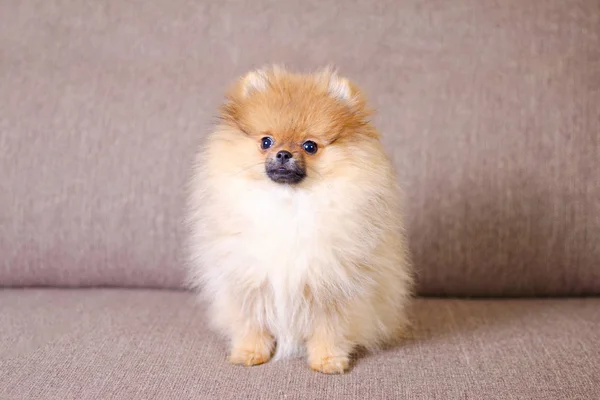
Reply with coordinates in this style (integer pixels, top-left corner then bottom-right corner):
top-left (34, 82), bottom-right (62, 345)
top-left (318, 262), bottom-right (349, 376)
top-left (187, 66), bottom-right (412, 374)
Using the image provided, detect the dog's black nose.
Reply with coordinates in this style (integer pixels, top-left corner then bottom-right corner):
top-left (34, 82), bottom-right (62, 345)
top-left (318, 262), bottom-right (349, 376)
top-left (276, 150), bottom-right (293, 164)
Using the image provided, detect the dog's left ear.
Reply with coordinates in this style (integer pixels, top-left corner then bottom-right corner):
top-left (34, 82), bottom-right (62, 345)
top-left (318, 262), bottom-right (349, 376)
top-left (318, 67), bottom-right (368, 112)
top-left (327, 73), bottom-right (353, 103)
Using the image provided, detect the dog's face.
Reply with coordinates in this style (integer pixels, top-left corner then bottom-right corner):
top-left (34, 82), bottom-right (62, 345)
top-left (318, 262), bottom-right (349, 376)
top-left (212, 66), bottom-right (378, 187)
top-left (260, 135), bottom-right (310, 185)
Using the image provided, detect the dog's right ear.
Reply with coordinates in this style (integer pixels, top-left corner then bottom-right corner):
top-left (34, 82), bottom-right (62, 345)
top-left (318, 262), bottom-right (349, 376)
top-left (221, 68), bottom-right (272, 129)
top-left (239, 69), bottom-right (269, 97)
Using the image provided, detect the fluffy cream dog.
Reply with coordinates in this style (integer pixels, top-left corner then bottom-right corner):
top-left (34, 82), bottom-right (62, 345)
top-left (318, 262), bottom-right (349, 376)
top-left (187, 66), bottom-right (412, 374)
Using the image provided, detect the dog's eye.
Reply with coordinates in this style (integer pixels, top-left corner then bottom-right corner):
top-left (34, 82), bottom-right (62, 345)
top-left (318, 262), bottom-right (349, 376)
top-left (302, 140), bottom-right (318, 154)
top-left (260, 137), bottom-right (274, 150)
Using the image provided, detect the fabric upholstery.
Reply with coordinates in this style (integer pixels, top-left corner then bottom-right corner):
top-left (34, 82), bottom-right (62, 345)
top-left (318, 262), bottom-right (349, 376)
top-left (1, 0), bottom-right (599, 295)
top-left (1, 289), bottom-right (599, 400)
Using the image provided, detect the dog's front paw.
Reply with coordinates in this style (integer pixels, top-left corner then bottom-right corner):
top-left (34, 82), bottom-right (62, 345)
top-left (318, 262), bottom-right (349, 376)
top-left (229, 331), bottom-right (274, 367)
top-left (229, 347), bottom-right (271, 366)
top-left (309, 355), bottom-right (350, 374)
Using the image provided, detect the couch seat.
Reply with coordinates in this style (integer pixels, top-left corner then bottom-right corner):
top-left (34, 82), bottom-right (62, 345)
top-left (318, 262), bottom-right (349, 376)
top-left (1, 289), bottom-right (598, 400)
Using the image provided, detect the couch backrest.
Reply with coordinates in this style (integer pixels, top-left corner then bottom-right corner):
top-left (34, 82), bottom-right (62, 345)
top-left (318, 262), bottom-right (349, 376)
top-left (1, 0), bottom-right (598, 296)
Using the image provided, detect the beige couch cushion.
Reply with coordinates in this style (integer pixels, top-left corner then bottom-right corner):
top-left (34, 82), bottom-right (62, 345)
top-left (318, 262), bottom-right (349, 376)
top-left (1, 290), bottom-right (599, 399)
top-left (1, 0), bottom-right (599, 295)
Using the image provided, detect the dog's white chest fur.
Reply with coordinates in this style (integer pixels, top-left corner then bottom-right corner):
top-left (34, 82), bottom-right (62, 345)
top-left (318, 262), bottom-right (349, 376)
top-left (217, 181), bottom-right (341, 356)
top-left (225, 180), bottom-right (335, 269)
top-left (193, 171), bottom-right (409, 361)
top-left (240, 184), bottom-right (323, 269)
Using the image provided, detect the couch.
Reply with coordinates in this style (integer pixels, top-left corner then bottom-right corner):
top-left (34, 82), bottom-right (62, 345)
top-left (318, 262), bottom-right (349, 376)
top-left (1, 1), bottom-right (599, 399)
